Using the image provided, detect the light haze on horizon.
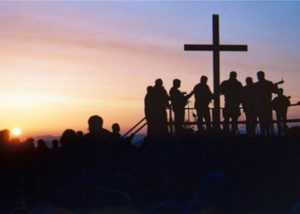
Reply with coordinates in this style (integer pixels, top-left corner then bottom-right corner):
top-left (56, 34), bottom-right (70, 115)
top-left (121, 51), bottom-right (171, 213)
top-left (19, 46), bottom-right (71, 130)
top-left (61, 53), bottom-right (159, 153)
top-left (0, 1), bottom-right (299, 137)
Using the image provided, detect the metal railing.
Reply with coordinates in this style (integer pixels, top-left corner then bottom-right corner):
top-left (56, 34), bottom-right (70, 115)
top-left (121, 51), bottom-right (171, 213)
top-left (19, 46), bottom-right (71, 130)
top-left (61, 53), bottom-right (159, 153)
top-left (123, 103), bottom-right (300, 138)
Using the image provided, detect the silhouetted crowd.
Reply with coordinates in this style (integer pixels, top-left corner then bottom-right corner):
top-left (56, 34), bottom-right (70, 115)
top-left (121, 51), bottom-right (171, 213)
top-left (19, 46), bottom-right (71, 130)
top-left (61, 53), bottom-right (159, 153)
top-left (1, 114), bottom-right (300, 213)
top-left (145, 70), bottom-right (292, 137)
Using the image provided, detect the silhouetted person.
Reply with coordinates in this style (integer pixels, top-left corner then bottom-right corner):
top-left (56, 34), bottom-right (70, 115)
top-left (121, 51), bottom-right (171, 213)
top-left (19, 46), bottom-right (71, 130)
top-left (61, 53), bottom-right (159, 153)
top-left (37, 139), bottom-right (50, 154)
top-left (0, 129), bottom-right (10, 145)
top-left (145, 86), bottom-right (155, 137)
top-left (169, 79), bottom-right (193, 135)
top-left (151, 79), bottom-right (170, 137)
top-left (112, 123), bottom-right (122, 143)
top-left (220, 71), bottom-right (243, 134)
top-left (36, 139), bottom-right (51, 163)
top-left (193, 76), bottom-right (213, 132)
top-left (24, 138), bottom-right (35, 154)
top-left (60, 129), bottom-right (78, 150)
top-left (272, 88), bottom-right (290, 135)
top-left (83, 115), bottom-right (114, 144)
top-left (76, 131), bottom-right (84, 138)
top-left (242, 77), bottom-right (256, 135)
top-left (254, 71), bottom-right (278, 135)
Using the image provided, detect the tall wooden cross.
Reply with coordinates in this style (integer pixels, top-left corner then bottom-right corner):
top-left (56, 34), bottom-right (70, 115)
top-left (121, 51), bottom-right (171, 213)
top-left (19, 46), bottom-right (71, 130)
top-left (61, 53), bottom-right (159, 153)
top-left (184, 14), bottom-right (248, 130)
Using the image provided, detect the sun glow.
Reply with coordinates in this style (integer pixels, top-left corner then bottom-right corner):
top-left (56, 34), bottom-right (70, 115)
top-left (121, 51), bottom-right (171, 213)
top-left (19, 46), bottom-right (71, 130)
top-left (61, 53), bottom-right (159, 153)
top-left (12, 128), bottom-right (22, 137)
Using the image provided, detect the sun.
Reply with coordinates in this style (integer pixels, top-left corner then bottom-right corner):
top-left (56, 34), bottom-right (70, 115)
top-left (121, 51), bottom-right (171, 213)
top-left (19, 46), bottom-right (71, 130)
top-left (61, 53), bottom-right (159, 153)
top-left (12, 128), bottom-right (22, 136)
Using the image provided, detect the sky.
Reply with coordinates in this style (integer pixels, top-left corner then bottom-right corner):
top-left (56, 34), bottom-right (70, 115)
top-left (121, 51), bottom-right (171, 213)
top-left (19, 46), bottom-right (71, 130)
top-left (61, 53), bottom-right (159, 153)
top-left (0, 1), bottom-right (299, 137)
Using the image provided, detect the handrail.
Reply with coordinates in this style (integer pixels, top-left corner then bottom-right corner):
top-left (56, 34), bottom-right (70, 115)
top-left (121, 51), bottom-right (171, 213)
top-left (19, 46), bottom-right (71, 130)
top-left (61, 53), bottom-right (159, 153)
top-left (131, 122), bottom-right (147, 137)
top-left (124, 103), bottom-right (300, 138)
top-left (122, 117), bottom-right (146, 138)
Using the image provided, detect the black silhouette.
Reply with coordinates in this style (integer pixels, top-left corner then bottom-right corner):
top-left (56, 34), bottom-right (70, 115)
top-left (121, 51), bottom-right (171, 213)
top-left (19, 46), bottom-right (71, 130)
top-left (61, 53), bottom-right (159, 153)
top-left (185, 14), bottom-right (248, 130)
top-left (112, 123), bottom-right (122, 142)
top-left (242, 77), bottom-right (256, 135)
top-left (146, 79), bottom-right (169, 137)
top-left (193, 76), bottom-right (213, 132)
top-left (144, 86), bottom-right (155, 137)
top-left (254, 71), bottom-right (278, 135)
top-left (0, 129), bottom-right (10, 144)
top-left (76, 130), bottom-right (84, 138)
top-left (83, 115), bottom-right (114, 144)
top-left (169, 79), bottom-right (193, 135)
top-left (60, 129), bottom-right (78, 150)
top-left (272, 88), bottom-right (291, 135)
top-left (37, 139), bottom-right (50, 154)
top-left (220, 71), bottom-right (243, 134)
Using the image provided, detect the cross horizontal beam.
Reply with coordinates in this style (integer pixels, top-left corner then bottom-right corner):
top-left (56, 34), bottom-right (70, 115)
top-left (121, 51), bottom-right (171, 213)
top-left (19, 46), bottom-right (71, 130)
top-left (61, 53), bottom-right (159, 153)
top-left (219, 45), bottom-right (248, 51)
top-left (184, 44), bottom-right (248, 51)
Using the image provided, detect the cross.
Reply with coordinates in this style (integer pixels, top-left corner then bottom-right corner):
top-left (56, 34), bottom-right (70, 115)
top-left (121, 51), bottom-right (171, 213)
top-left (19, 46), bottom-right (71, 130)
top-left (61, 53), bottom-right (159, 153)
top-left (184, 14), bottom-right (248, 130)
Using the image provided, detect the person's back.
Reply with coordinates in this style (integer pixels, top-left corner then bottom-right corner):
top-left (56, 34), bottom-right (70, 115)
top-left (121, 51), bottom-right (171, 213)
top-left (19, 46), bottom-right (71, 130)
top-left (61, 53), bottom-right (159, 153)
top-left (194, 82), bottom-right (212, 109)
top-left (220, 72), bottom-right (243, 134)
top-left (193, 76), bottom-right (213, 131)
top-left (152, 79), bottom-right (169, 111)
top-left (242, 78), bottom-right (256, 113)
top-left (150, 79), bottom-right (170, 136)
top-left (83, 115), bottom-right (114, 145)
top-left (242, 77), bottom-right (257, 135)
top-left (254, 71), bottom-right (277, 135)
top-left (220, 78), bottom-right (243, 104)
top-left (255, 79), bottom-right (275, 105)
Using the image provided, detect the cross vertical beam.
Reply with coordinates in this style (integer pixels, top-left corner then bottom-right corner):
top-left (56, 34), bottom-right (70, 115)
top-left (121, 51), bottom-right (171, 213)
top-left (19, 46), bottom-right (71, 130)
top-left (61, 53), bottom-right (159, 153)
top-left (212, 14), bottom-right (220, 130)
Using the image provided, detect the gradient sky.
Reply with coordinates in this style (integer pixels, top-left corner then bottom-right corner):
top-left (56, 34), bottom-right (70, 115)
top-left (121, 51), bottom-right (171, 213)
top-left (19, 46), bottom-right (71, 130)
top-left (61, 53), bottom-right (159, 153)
top-left (0, 1), bottom-right (299, 137)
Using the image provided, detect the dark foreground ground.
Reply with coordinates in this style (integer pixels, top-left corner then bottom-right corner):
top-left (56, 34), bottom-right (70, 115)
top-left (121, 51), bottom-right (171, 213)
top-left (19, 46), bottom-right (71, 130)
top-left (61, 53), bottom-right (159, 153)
top-left (1, 133), bottom-right (300, 213)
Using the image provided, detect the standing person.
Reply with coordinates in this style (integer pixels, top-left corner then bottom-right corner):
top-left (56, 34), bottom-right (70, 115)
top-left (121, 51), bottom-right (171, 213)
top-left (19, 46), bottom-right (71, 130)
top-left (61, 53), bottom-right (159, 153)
top-left (193, 76), bottom-right (213, 132)
top-left (220, 71), bottom-right (243, 134)
top-left (242, 77), bottom-right (256, 135)
top-left (83, 115), bottom-right (114, 144)
top-left (254, 71), bottom-right (278, 135)
top-left (111, 123), bottom-right (122, 143)
top-left (151, 79), bottom-right (170, 136)
top-left (144, 86), bottom-right (155, 137)
top-left (169, 79), bottom-right (193, 135)
top-left (272, 88), bottom-right (290, 135)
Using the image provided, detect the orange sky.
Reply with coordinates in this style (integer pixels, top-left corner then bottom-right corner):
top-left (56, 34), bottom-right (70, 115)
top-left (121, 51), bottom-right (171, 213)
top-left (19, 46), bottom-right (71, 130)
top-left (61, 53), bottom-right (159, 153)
top-left (0, 2), bottom-right (299, 138)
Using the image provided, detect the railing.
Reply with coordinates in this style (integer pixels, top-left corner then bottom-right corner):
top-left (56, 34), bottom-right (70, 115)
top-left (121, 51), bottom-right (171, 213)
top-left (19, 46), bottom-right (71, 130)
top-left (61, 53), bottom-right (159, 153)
top-left (124, 103), bottom-right (300, 138)
top-left (122, 117), bottom-right (147, 139)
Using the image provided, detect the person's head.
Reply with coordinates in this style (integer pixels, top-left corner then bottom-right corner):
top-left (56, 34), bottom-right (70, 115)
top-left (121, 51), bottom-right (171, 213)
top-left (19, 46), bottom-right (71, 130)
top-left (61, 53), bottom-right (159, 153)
top-left (173, 79), bottom-right (181, 88)
top-left (60, 129), bottom-right (77, 147)
top-left (0, 129), bottom-right (10, 144)
top-left (37, 139), bottom-right (48, 151)
top-left (200, 76), bottom-right (208, 84)
top-left (277, 88), bottom-right (284, 96)
top-left (76, 131), bottom-right (83, 138)
top-left (147, 86), bottom-right (153, 93)
top-left (88, 115), bottom-right (103, 133)
top-left (257, 71), bottom-right (265, 81)
top-left (245, 77), bottom-right (253, 85)
top-left (112, 123), bottom-right (120, 133)
top-left (229, 71), bottom-right (237, 80)
top-left (155, 78), bottom-right (163, 87)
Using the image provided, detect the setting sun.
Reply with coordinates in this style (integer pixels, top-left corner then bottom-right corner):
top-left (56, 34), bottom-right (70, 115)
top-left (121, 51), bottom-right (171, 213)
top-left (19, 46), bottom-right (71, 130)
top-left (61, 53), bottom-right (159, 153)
top-left (12, 128), bottom-right (22, 137)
